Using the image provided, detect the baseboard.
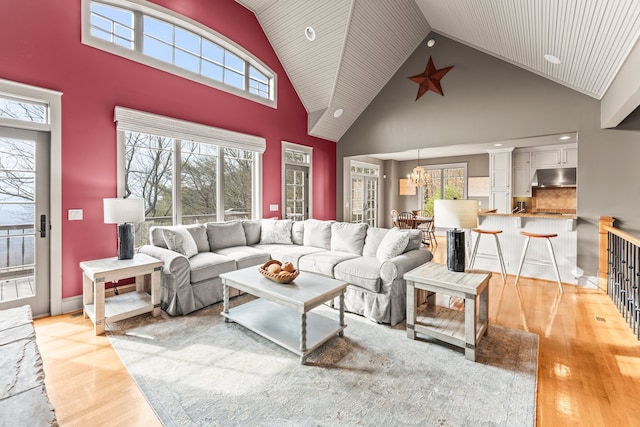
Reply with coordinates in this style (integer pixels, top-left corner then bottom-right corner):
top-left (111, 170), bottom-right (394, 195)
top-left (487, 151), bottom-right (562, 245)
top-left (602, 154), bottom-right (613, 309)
top-left (61, 284), bottom-right (138, 314)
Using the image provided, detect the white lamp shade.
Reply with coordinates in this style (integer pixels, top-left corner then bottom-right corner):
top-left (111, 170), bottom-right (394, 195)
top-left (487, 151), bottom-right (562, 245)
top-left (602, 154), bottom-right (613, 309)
top-left (103, 198), bottom-right (145, 224)
top-left (434, 199), bottom-right (478, 229)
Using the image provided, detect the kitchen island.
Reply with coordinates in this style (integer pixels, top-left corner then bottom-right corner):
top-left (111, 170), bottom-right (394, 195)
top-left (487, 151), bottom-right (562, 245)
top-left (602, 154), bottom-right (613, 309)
top-left (470, 212), bottom-right (577, 285)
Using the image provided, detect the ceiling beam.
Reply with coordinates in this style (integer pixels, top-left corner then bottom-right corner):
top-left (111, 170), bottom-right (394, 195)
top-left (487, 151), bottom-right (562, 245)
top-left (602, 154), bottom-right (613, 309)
top-left (601, 37), bottom-right (640, 128)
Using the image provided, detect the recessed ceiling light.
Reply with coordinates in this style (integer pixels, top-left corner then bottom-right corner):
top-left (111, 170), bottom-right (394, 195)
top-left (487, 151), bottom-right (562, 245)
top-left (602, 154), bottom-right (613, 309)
top-left (493, 143), bottom-right (503, 147)
top-left (333, 108), bottom-right (343, 118)
top-left (426, 39), bottom-right (436, 48)
top-left (305, 26), bottom-right (316, 41)
top-left (544, 54), bottom-right (561, 64)
top-left (560, 135), bottom-right (571, 140)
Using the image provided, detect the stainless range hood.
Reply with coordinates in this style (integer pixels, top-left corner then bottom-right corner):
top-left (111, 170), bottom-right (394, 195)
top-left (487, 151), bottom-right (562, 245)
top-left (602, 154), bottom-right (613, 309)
top-left (531, 167), bottom-right (577, 188)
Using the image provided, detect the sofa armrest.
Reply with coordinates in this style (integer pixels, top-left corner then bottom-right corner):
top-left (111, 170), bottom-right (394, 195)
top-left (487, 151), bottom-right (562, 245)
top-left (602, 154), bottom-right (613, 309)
top-left (380, 249), bottom-right (433, 283)
top-left (139, 245), bottom-right (189, 275)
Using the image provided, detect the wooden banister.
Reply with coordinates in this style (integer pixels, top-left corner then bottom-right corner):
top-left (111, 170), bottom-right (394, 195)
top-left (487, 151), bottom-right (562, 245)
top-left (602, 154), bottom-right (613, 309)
top-left (598, 216), bottom-right (614, 291)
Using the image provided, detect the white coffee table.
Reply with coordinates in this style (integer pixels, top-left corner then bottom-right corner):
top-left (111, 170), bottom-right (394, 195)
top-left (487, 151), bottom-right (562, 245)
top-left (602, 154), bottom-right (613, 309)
top-left (404, 262), bottom-right (491, 361)
top-left (220, 267), bottom-right (348, 364)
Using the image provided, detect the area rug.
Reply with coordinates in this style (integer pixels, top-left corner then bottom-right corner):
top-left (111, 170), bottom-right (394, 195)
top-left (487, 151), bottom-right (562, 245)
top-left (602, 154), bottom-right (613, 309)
top-left (106, 297), bottom-right (538, 426)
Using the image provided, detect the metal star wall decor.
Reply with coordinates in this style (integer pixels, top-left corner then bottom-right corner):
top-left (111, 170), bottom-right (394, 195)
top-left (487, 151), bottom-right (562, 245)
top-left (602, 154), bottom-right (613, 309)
top-left (409, 56), bottom-right (454, 100)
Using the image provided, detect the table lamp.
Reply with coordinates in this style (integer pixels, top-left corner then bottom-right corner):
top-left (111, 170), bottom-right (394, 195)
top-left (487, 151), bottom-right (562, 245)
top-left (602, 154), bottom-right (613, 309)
top-left (103, 198), bottom-right (145, 260)
top-left (434, 199), bottom-right (478, 272)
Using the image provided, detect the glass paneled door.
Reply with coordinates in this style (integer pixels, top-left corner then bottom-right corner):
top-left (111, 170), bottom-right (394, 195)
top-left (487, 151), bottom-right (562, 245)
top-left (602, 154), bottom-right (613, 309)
top-left (351, 176), bottom-right (378, 227)
top-left (284, 164), bottom-right (308, 221)
top-left (0, 127), bottom-right (50, 315)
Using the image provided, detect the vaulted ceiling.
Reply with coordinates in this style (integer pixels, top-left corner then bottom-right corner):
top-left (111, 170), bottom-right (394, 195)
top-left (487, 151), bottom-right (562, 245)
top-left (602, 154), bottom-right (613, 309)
top-left (236, 0), bottom-right (640, 143)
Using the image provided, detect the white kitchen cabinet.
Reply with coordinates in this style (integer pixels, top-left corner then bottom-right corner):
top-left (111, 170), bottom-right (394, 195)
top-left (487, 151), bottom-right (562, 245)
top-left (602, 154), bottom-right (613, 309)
top-left (489, 150), bottom-right (512, 190)
top-left (531, 144), bottom-right (577, 169)
top-left (562, 147), bottom-right (577, 167)
top-left (490, 190), bottom-right (511, 214)
top-left (513, 150), bottom-right (531, 167)
top-left (531, 150), bottom-right (562, 168)
top-left (488, 148), bottom-right (513, 213)
top-left (513, 166), bottom-right (533, 196)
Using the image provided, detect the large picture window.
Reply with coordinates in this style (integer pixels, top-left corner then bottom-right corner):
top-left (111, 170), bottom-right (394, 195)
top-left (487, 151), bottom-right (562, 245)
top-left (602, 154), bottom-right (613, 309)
top-left (115, 107), bottom-right (264, 246)
top-left (419, 163), bottom-right (467, 217)
top-left (82, 0), bottom-right (276, 107)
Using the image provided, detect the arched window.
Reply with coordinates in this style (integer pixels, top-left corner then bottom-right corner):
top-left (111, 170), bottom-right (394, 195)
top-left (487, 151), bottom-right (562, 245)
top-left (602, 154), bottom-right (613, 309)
top-left (82, 0), bottom-right (276, 107)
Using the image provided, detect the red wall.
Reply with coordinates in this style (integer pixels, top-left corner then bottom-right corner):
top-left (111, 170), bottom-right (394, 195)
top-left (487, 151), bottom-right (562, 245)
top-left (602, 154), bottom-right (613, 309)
top-left (0, 0), bottom-right (336, 299)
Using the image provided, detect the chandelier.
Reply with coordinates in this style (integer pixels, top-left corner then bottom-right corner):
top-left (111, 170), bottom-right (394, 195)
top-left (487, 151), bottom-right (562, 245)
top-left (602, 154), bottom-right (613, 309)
top-left (409, 150), bottom-right (431, 188)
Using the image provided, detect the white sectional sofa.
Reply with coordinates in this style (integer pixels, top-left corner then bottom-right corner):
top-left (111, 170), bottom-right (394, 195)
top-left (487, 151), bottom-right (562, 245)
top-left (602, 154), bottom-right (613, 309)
top-left (138, 219), bottom-right (432, 326)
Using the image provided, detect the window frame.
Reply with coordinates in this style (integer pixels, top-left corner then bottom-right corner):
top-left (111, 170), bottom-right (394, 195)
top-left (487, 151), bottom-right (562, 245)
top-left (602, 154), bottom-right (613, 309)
top-left (81, 0), bottom-right (277, 108)
top-left (281, 141), bottom-right (313, 220)
top-left (349, 160), bottom-right (380, 226)
top-left (417, 162), bottom-right (468, 208)
top-left (115, 107), bottom-right (264, 232)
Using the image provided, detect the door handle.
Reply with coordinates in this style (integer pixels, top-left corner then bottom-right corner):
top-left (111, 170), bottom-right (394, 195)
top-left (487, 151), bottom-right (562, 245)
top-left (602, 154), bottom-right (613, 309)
top-left (39, 214), bottom-right (46, 238)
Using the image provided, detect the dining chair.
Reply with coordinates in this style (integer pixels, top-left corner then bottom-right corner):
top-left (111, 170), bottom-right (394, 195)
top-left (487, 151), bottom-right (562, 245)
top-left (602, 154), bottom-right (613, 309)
top-left (418, 219), bottom-right (437, 246)
top-left (397, 211), bottom-right (414, 229)
top-left (391, 209), bottom-right (399, 227)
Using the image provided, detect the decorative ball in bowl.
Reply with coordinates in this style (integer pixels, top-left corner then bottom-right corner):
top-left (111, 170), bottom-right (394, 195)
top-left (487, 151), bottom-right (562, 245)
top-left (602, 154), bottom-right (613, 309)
top-left (259, 260), bottom-right (300, 284)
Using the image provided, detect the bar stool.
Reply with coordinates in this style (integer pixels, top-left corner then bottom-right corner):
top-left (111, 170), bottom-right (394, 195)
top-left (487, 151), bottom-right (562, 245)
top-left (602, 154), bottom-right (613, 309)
top-left (514, 231), bottom-right (564, 293)
top-left (468, 229), bottom-right (507, 284)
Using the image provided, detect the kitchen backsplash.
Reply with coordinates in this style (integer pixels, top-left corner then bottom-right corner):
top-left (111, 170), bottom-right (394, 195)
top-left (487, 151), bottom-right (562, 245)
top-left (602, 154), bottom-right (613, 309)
top-left (531, 187), bottom-right (577, 213)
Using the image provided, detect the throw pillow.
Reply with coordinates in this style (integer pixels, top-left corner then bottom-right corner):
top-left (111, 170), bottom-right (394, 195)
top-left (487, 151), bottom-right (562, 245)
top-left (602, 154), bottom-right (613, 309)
top-left (303, 219), bottom-right (334, 249)
top-left (163, 227), bottom-right (198, 258)
top-left (330, 222), bottom-right (368, 254)
top-left (260, 219), bottom-right (293, 244)
top-left (242, 220), bottom-right (262, 245)
top-left (206, 221), bottom-right (247, 251)
top-left (376, 228), bottom-right (410, 262)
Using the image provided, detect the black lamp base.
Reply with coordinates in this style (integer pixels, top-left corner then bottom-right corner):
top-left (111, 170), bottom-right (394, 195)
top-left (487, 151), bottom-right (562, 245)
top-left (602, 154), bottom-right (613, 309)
top-left (446, 229), bottom-right (466, 272)
top-left (117, 223), bottom-right (135, 260)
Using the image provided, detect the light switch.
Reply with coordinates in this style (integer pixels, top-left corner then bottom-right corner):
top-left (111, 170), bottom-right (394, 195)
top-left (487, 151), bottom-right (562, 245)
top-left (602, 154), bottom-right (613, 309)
top-left (68, 209), bottom-right (83, 220)
top-left (269, 204), bottom-right (279, 211)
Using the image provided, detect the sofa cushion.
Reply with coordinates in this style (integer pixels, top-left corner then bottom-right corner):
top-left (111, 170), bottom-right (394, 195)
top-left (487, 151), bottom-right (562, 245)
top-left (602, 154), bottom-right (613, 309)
top-left (253, 244), bottom-right (324, 268)
top-left (362, 227), bottom-right (389, 257)
top-left (242, 220), bottom-right (262, 246)
top-left (162, 227), bottom-right (198, 258)
top-left (403, 229), bottom-right (423, 252)
top-left (260, 219), bottom-right (293, 244)
top-left (334, 257), bottom-right (382, 293)
top-left (188, 252), bottom-right (237, 283)
top-left (303, 219), bottom-right (333, 249)
top-left (150, 224), bottom-right (209, 252)
top-left (376, 228), bottom-right (410, 262)
top-left (206, 221), bottom-right (247, 251)
top-left (291, 221), bottom-right (304, 245)
top-left (214, 246), bottom-right (271, 270)
top-left (298, 251), bottom-right (358, 277)
top-left (330, 222), bottom-right (367, 255)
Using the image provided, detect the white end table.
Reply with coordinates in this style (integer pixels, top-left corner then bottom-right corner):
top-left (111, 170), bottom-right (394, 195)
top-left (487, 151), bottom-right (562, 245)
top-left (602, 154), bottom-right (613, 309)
top-left (404, 262), bottom-right (491, 361)
top-left (81, 253), bottom-right (163, 335)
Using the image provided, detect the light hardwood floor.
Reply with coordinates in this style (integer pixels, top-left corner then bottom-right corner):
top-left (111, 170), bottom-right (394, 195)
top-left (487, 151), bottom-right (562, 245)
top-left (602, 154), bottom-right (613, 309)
top-left (34, 242), bottom-right (640, 426)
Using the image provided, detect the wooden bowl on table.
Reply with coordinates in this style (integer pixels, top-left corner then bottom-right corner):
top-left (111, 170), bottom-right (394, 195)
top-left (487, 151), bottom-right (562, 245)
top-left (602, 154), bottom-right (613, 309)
top-left (259, 260), bottom-right (300, 284)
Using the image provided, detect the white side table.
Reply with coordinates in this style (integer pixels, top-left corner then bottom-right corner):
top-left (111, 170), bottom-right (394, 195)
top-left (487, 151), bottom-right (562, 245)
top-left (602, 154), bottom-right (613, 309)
top-left (404, 262), bottom-right (491, 361)
top-left (81, 253), bottom-right (163, 335)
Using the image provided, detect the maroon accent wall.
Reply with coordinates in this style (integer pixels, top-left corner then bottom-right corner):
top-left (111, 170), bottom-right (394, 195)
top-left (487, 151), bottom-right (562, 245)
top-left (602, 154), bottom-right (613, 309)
top-left (0, 0), bottom-right (336, 299)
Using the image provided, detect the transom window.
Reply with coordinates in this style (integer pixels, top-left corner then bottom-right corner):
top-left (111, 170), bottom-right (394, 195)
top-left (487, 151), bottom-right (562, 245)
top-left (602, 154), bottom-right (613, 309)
top-left (82, 0), bottom-right (276, 107)
top-left (0, 96), bottom-right (48, 124)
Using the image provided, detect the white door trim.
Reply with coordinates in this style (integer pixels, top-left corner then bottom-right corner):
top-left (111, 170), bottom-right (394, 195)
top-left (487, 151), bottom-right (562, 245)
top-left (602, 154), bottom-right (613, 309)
top-left (0, 78), bottom-right (63, 316)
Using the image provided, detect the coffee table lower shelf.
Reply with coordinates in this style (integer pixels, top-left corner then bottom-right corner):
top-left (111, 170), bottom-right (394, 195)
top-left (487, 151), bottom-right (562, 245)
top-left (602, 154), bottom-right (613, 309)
top-left (222, 298), bottom-right (345, 363)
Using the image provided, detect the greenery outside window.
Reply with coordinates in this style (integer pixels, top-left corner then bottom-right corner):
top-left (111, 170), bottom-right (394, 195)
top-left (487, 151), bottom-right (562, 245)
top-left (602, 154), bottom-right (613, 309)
top-left (419, 163), bottom-right (467, 217)
top-left (82, 0), bottom-right (276, 107)
top-left (116, 107), bottom-right (265, 246)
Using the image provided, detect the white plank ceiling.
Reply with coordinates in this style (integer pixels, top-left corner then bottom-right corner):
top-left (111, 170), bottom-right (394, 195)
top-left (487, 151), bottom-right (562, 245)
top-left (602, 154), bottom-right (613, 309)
top-left (237, 0), bottom-right (640, 143)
